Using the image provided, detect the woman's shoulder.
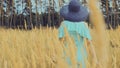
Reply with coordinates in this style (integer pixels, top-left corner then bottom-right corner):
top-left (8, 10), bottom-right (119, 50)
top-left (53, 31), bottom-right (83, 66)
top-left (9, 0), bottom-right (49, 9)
top-left (60, 21), bottom-right (89, 31)
top-left (62, 20), bottom-right (87, 26)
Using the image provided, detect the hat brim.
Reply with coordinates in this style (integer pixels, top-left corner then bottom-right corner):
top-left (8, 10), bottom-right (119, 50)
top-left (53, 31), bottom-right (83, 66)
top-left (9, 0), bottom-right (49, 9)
top-left (60, 5), bottom-right (89, 22)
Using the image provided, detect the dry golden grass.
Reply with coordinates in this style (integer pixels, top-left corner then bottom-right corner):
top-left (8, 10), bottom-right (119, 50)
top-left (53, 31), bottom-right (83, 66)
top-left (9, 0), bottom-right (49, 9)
top-left (0, 27), bottom-right (120, 68)
top-left (90, 27), bottom-right (120, 68)
top-left (0, 0), bottom-right (119, 68)
top-left (88, 0), bottom-right (109, 67)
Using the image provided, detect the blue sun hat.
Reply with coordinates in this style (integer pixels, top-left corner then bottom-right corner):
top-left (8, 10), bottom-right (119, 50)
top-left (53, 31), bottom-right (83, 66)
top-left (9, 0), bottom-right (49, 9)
top-left (60, 0), bottom-right (89, 22)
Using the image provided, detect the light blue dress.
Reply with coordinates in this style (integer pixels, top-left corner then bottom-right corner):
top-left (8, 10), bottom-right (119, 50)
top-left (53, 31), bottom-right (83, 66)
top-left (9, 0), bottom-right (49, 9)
top-left (58, 20), bottom-right (92, 68)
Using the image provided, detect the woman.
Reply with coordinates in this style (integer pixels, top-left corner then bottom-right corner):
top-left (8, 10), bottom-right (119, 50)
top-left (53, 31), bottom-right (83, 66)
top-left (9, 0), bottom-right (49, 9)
top-left (58, 0), bottom-right (98, 68)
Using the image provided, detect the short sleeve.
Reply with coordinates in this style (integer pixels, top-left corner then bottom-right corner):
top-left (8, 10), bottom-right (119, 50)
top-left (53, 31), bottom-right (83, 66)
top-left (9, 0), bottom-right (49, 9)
top-left (83, 27), bottom-right (92, 40)
top-left (58, 24), bottom-right (64, 38)
top-left (77, 23), bottom-right (92, 40)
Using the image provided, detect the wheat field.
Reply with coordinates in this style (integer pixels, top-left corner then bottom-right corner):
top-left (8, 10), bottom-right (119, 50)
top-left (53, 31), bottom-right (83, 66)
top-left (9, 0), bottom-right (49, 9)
top-left (0, 0), bottom-right (120, 68)
top-left (0, 26), bottom-right (120, 68)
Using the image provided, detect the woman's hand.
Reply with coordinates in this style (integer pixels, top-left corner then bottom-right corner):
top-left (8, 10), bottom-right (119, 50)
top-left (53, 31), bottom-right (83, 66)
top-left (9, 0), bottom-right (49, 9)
top-left (86, 39), bottom-right (100, 68)
top-left (92, 58), bottom-right (101, 68)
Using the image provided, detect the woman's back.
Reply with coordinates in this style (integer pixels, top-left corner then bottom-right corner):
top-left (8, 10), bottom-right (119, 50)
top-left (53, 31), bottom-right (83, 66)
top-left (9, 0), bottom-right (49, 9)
top-left (58, 20), bottom-right (92, 68)
top-left (59, 20), bottom-right (92, 46)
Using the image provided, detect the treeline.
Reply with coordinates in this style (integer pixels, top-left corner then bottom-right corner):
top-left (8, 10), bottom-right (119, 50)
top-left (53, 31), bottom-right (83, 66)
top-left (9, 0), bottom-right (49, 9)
top-left (0, 10), bottom-right (62, 29)
top-left (0, 0), bottom-right (64, 29)
top-left (0, 0), bottom-right (120, 29)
